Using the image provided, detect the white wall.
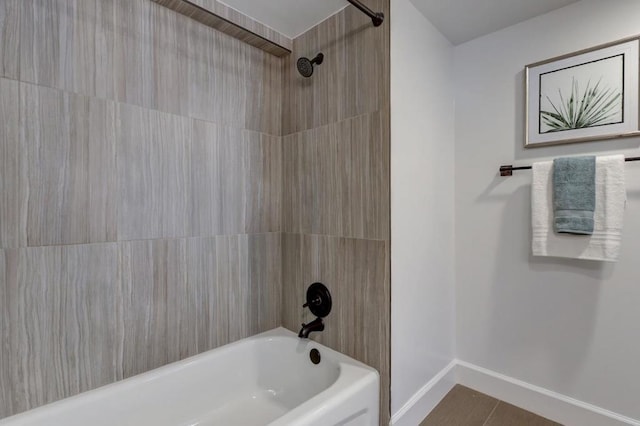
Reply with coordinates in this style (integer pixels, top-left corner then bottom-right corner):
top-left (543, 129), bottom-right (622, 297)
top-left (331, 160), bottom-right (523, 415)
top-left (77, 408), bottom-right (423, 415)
top-left (391, 0), bottom-right (456, 422)
top-left (454, 0), bottom-right (640, 421)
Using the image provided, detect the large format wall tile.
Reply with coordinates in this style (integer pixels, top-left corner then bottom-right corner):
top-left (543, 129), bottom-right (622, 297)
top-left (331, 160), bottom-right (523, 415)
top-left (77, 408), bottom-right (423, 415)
top-left (0, 78), bottom-right (25, 249)
top-left (114, 0), bottom-right (188, 117)
top-left (185, 15), bottom-right (246, 129)
top-left (113, 0), bottom-right (154, 111)
top-left (190, 121), bottom-right (248, 236)
top-left (118, 106), bottom-right (281, 241)
top-left (185, 237), bottom-right (230, 351)
top-left (115, 0), bottom-right (282, 136)
top-left (119, 238), bottom-right (191, 377)
top-left (283, 110), bottom-right (389, 240)
top-left (117, 103), bottom-right (192, 241)
top-left (243, 131), bottom-right (282, 234)
top-left (246, 233), bottom-right (282, 334)
top-left (243, 50), bottom-right (283, 136)
top-left (0, 0), bottom-right (20, 79)
top-left (120, 234), bottom-right (281, 377)
top-left (20, 0), bottom-right (116, 99)
top-left (191, 120), bottom-right (281, 237)
top-left (1, 244), bottom-right (119, 417)
top-left (281, 233), bottom-right (390, 424)
top-left (0, 250), bottom-right (9, 417)
top-left (282, 0), bottom-right (389, 135)
top-left (21, 83), bottom-right (117, 247)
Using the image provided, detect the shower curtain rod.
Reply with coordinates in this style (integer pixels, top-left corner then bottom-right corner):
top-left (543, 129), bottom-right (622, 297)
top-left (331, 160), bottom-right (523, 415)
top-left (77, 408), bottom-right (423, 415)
top-left (346, 0), bottom-right (384, 27)
top-left (499, 156), bottom-right (640, 176)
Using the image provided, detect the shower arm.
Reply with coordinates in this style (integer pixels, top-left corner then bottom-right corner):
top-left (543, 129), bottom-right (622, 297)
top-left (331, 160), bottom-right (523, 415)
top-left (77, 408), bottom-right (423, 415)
top-left (346, 0), bottom-right (384, 27)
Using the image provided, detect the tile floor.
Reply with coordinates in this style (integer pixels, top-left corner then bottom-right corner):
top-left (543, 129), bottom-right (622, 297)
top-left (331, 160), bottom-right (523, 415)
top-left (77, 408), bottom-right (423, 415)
top-left (420, 385), bottom-right (562, 425)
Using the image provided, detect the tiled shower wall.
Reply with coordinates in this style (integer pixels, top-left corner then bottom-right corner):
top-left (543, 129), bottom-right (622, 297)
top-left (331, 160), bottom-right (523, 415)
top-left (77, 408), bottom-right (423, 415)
top-left (0, 0), bottom-right (282, 418)
top-left (0, 0), bottom-right (391, 422)
top-left (281, 1), bottom-right (391, 423)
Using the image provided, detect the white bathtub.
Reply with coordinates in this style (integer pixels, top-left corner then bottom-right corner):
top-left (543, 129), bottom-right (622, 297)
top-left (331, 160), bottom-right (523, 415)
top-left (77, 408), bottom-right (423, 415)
top-left (0, 327), bottom-right (379, 426)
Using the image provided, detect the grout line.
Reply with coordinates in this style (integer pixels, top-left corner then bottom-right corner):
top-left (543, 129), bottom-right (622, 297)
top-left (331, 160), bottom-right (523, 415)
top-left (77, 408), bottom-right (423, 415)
top-left (482, 401), bottom-right (501, 426)
top-left (281, 107), bottom-right (389, 138)
top-left (3, 232), bottom-right (283, 250)
top-left (280, 232), bottom-right (389, 242)
top-left (2, 77), bottom-right (282, 140)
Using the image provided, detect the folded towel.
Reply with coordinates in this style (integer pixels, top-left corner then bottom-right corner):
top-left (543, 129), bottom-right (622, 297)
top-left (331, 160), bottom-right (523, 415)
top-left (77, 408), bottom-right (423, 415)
top-left (532, 155), bottom-right (626, 262)
top-left (553, 156), bottom-right (596, 235)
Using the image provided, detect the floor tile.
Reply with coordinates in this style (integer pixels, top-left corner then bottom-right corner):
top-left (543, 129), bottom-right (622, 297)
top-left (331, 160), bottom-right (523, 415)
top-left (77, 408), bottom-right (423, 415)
top-left (420, 385), bottom-right (499, 426)
top-left (485, 401), bottom-right (562, 426)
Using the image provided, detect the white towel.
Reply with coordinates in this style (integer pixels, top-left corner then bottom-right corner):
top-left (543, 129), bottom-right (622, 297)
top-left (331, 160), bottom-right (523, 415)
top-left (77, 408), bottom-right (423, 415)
top-left (532, 155), bottom-right (626, 262)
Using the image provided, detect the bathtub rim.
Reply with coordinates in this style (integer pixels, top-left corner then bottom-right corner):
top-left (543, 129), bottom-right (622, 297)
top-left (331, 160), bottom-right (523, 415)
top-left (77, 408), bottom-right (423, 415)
top-left (0, 327), bottom-right (380, 425)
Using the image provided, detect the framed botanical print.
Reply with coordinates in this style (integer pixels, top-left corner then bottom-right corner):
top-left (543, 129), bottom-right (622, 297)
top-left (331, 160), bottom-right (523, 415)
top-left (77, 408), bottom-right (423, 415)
top-left (526, 37), bottom-right (640, 147)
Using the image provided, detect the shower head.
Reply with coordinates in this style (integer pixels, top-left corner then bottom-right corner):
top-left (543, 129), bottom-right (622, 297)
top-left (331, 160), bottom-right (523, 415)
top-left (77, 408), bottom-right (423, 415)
top-left (297, 53), bottom-right (324, 78)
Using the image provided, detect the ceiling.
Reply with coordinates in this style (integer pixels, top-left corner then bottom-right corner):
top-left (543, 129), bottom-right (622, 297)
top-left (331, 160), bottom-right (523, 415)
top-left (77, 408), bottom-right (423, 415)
top-left (218, 0), bottom-right (348, 39)
top-left (410, 0), bottom-right (581, 45)
top-left (219, 0), bottom-right (581, 45)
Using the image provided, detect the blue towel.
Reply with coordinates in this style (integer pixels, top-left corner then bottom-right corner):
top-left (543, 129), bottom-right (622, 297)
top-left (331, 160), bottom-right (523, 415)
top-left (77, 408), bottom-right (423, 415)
top-left (552, 156), bottom-right (596, 235)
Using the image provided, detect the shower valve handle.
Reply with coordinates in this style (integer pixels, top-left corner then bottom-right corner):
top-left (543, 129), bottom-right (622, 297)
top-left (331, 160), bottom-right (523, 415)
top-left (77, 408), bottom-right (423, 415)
top-left (302, 283), bottom-right (332, 318)
top-left (302, 296), bottom-right (322, 308)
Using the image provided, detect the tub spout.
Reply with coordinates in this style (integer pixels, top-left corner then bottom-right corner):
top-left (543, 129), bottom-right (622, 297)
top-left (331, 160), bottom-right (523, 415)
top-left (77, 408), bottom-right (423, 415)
top-left (298, 317), bottom-right (324, 338)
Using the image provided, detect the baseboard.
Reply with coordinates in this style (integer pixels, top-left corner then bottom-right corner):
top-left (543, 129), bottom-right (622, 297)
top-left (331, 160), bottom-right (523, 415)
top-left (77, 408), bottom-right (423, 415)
top-left (390, 360), bottom-right (640, 426)
top-left (390, 360), bottom-right (457, 426)
top-left (456, 361), bottom-right (640, 426)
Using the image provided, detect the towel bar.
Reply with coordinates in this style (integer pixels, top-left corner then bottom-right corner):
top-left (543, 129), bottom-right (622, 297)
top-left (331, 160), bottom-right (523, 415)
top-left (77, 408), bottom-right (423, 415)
top-left (499, 156), bottom-right (640, 176)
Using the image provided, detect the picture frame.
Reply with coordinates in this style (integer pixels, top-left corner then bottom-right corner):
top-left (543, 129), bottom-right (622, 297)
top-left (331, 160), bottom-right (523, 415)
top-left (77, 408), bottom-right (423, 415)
top-left (525, 36), bottom-right (640, 148)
